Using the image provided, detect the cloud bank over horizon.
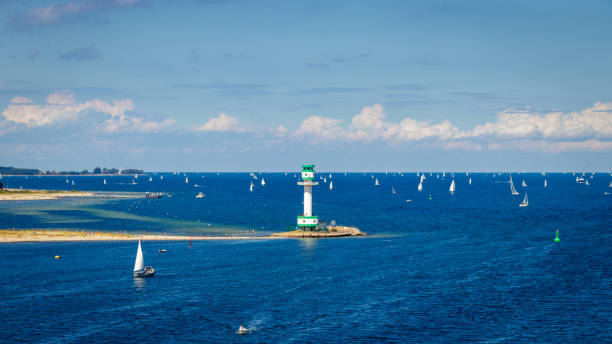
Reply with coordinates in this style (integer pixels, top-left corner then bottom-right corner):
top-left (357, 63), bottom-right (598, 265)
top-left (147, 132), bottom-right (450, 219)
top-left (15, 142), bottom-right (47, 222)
top-left (2, 92), bottom-right (611, 153)
top-left (1, 90), bottom-right (174, 133)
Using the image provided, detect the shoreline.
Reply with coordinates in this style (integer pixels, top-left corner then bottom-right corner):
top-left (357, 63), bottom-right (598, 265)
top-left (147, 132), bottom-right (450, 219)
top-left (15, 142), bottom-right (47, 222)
top-left (0, 189), bottom-right (146, 201)
top-left (0, 230), bottom-right (277, 243)
top-left (0, 228), bottom-right (366, 243)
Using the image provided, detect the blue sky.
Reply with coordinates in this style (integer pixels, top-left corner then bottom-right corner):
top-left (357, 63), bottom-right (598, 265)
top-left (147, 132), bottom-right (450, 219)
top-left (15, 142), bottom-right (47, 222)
top-left (1, 0), bottom-right (611, 171)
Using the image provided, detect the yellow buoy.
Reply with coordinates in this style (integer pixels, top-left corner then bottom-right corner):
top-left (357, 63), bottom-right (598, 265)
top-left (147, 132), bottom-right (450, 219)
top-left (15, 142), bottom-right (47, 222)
top-left (54, 255), bottom-right (60, 259)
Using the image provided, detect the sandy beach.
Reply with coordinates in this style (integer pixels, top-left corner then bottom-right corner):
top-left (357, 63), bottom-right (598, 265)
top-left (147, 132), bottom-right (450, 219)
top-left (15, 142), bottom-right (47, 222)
top-left (0, 189), bottom-right (145, 201)
top-left (0, 229), bottom-right (276, 243)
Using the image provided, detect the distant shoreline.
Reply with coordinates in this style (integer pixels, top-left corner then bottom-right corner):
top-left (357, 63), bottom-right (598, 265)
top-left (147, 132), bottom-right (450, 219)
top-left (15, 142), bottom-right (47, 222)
top-left (0, 230), bottom-right (276, 243)
top-left (0, 189), bottom-right (144, 201)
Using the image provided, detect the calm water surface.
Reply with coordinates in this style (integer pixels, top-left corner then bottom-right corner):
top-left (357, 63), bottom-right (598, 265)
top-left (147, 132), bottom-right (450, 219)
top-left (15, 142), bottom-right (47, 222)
top-left (0, 173), bottom-right (610, 342)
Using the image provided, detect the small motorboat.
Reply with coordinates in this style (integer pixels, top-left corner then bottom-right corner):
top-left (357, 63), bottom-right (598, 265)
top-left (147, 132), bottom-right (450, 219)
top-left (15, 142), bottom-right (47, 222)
top-left (158, 249), bottom-right (167, 253)
top-left (236, 325), bottom-right (249, 335)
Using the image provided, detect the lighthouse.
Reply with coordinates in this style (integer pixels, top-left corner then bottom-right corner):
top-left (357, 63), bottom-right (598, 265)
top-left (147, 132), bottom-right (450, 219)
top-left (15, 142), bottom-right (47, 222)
top-left (297, 164), bottom-right (319, 230)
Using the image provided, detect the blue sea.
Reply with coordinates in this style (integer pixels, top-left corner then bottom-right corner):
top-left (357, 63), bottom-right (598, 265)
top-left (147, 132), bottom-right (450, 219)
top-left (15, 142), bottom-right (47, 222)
top-left (1, 172), bottom-right (610, 343)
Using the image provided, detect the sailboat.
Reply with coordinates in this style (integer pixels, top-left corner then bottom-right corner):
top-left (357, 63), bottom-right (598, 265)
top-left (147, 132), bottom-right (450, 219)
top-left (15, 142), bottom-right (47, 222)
top-left (133, 239), bottom-right (155, 277)
top-left (417, 181), bottom-right (423, 192)
top-left (391, 185), bottom-right (396, 194)
top-left (449, 179), bottom-right (455, 194)
top-left (509, 176), bottom-right (519, 195)
top-left (608, 180), bottom-right (612, 188)
top-left (329, 181), bottom-right (333, 190)
top-left (468, 177), bottom-right (472, 185)
top-left (521, 179), bottom-right (527, 187)
top-left (544, 179), bottom-right (547, 188)
top-left (261, 178), bottom-right (266, 186)
top-left (149, 177), bottom-right (152, 182)
top-left (71, 180), bottom-right (75, 186)
top-left (585, 179), bottom-right (590, 186)
top-left (374, 178), bottom-right (380, 186)
top-left (420, 174), bottom-right (425, 183)
top-left (323, 177), bottom-right (327, 183)
top-left (329, 173), bottom-right (332, 179)
top-left (249, 181), bottom-right (254, 192)
top-left (185, 177), bottom-right (189, 184)
top-left (519, 192), bottom-right (529, 207)
top-left (103, 179), bottom-right (107, 185)
top-left (196, 192), bottom-right (205, 198)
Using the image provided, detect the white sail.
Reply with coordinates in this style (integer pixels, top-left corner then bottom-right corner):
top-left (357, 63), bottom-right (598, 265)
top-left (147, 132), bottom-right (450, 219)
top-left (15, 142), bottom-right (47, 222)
top-left (329, 173), bottom-right (332, 179)
top-left (134, 239), bottom-right (144, 272)
top-left (521, 179), bottom-right (527, 187)
top-left (149, 177), bottom-right (152, 182)
top-left (250, 181), bottom-right (254, 192)
top-left (519, 192), bottom-right (529, 207)
top-left (449, 179), bottom-right (455, 193)
top-left (374, 178), bottom-right (380, 186)
top-left (417, 181), bottom-right (423, 192)
top-left (323, 177), bottom-right (327, 183)
top-left (420, 174), bottom-right (425, 183)
top-left (585, 179), bottom-right (590, 186)
top-left (71, 180), bottom-right (75, 186)
top-left (329, 181), bottom-right (333, 190)
top-left (160, 175), bottom-right (164, 180)
top-left (185, 177), bottom-right (189, 183)
top-left (392, 186), bottom-right (396, 194)
top-left (442, 172), bottom-right (446, 178)
top-left (609, 180), bottom-right (612, 187)
top-left (544, 179), bottom-right (547, 188)
top-left (468, 177), bottom-right (472, 185)
top-left (103, 179), bottom-right (106, 185)
top-left (510, 178), bottom-right (519, 195)
top-left (261, 178), bottom-right (266, 186)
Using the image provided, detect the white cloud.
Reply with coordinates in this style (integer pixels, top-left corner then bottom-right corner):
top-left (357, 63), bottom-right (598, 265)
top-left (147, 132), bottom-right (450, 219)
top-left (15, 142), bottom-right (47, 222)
top-left (456, 102), bottom-right (612, 141)
top-left (293, 104), bottom-right (459, 142)
top-left (1, 90), bottom-right (174, 133)
top-left (195, 113), bottom-right (243, 132)
top-left (271, 125), bottom-right (290, 137)
top-left (290, 103), bottom-right (612, 152)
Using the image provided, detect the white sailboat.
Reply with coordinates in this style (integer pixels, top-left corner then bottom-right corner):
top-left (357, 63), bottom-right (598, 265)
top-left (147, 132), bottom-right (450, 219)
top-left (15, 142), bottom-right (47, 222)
top-left (329, 181), bottom-right (333, 190)
top-left (420, 174), bottom-right (425, 183)
top-left (196, 192), bottom-right (205, 198)
top-left (133, 239), bottom-right (155, 277)
top-left (323, 177), bottom-right (327, 183)
top-left (261, 178), bottom-right (266, 186)
top-left (392, 185), bottom-right (396, 194)
top-left (468, 177), bottom-right (472, 185)
top-left (609, 180), bottom-right (612, 188)
top-left (103, 179), bottom-right (107, 185)
top-left (521, 179), bottom-right (527, 187)
top-left (449, 179), bottom-right (455, 194)
top-left (249, 181), bottom-right (254, 192)
top-left (544, 179), bottom-right (547, 188)
top-left (374, 178), bottom-right (380, 186)
top-left (519, 192), bottom-right (529, 207)
top-left (509, 176), bottom-right (519, 195)
top-left (149, 177), bottom-right (152, 182)
top-left (585, 179), bottom-right (590, 186)
top-left (417, 181), bottom-right (423, 192)
top-left (160, 175), bottom-right (164, 180)
top-left (71, 180), bottom-right (75, 186)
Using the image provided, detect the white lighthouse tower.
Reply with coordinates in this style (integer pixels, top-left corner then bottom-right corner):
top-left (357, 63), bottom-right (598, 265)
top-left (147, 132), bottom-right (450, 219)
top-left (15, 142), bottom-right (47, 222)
top-left (297, 164), bottom-right (319, 230)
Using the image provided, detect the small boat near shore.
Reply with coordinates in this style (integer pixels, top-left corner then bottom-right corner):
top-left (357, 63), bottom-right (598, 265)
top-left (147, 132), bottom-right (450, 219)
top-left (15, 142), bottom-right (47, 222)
top-left (196, 192), bottom-right (205, 198)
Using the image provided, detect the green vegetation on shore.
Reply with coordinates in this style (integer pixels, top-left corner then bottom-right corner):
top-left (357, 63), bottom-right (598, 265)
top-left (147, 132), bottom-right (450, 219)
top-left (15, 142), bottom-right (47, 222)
top-left (0, 166), bottom-right (143, 176)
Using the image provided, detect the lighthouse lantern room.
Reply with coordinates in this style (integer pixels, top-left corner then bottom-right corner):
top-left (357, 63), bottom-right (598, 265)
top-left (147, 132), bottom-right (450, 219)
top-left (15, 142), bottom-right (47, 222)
top-left (297, 164), bottom-right (319, 229)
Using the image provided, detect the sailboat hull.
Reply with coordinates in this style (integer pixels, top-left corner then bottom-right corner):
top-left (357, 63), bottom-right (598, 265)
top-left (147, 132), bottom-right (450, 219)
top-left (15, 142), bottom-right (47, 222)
top-left (134, 266), bottom-right (155, 278)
